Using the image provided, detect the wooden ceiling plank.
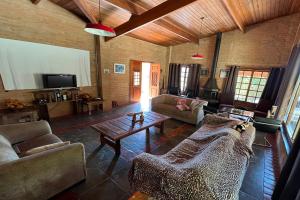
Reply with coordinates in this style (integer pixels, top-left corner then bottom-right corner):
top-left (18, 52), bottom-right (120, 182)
top-left (104, 0), bottom-right (199, 43)
top-left (73, 0), bottom-right (98, 23)
top-left (104, 0), bottom-right (144, 15)
top-left (31, 0), bottom-right (42, 4)
top-left (222, 0), bottom-right (246, 32)
top-left (105, 0), bottom-right (198, 41)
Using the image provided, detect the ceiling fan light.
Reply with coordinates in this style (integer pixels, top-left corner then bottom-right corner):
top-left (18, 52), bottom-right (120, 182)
top-left (191, 53), bottom-right (204, 60)
top-left (84, 23), bottom-right (116, 37)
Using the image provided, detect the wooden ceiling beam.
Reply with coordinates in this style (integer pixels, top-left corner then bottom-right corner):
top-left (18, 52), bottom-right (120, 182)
top-left (105, 0), bottom-right (198, 41)
top-left (73, 0), bottom-right (98, 23)
top-left (222, 0), bottom-right (245, 32)
top-left (31, 0), bottom-right (42, 4)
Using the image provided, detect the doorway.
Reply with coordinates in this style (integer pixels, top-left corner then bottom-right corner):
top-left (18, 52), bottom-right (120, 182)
top-left (129, 60), bottom-right (160, 110)
top-left (141, 62), bottom-right (151, 111)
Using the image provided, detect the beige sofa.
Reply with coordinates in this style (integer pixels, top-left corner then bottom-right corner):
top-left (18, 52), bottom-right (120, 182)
top-left (151, 94), bottom-right (208, 125)
top-left (0, 120), bottom-right (86, 200)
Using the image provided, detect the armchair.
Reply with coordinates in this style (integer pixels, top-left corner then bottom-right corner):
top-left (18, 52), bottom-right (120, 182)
top-left (0, 121), bottom-right (86, 200)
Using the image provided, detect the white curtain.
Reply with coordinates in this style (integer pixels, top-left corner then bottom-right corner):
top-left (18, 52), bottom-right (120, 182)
top-left (0, 38), bottom-right (91, 90)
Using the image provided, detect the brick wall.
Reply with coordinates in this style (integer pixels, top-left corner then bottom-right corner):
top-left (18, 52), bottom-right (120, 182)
top-left (0, 0), bottom-right (97, 109)
top-left (168, 13), bottom-right (300, 91)
top-left (100, 36), bottom-right (168, 108)
top-left (0, 0), bottom-right (168, 112)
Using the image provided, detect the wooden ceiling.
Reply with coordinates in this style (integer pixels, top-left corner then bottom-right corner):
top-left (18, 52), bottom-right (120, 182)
top-left (48, 0), bottom-right (300, 46)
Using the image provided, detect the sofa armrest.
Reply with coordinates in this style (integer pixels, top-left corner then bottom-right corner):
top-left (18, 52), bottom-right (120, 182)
top-left (0, 120), bottom-right (52, 144)
top-left (0, 143), bottom-right (86, 200)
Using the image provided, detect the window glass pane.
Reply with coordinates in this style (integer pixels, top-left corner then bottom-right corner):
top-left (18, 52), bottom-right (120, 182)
top-left (253, 71), bottom-right (262, 77)
top-left (251, 78), bottom-right (260, 84)
top-left (248, 91), bottom-right (256, 96)
top-left (238, 96), bottom-right (246, 101)
top-left (256, 92), bottom-right (262, 97)
top-left (241, 84), bottom-right (249, 89)
top-left (260, 79), bottom-right (267, 85)
top-left (258, 85), bottom-right (265, 91)
top-left (235, 70), bottom-right (269, 103)
top-left (288, 96), bottom-right (300, 138)
top-left (242, 78), bottom-right (250, 83)
top-left (250, 85), bottom-right (258, 90)
top-left (247, 97), bottom-right (255, 103)
top-left (240, 90), bottom-right (247, 95)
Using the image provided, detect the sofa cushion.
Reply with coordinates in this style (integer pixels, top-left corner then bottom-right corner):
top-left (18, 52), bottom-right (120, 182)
top-left (16, 133), bottom-right (62, 153)
top-left (0, 135), bottom-right (19, 164)
top-left (24, 141), bottom-right (70, 156)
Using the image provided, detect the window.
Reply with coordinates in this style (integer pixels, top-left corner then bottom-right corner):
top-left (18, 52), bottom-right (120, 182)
top-left (284, 75), bottom-right (300, 141)
top-left (180, 66), bottom-right (189, 92)
top-left (235, 70), bottom-right (269, 103)
top-left (133, 71), bottom-right (140, 86)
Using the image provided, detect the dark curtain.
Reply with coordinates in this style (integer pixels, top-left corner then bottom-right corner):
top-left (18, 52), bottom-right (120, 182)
top-left (186, 64), bottom-right (201, 97)
top-left (167, 63), bottom-right (181, 90)
top-left (261, 68), bottom-right (285, 103)
top-left (220, 66), bottom-right (238, 105)
top-left (272, 132), bottom-right (300, 200)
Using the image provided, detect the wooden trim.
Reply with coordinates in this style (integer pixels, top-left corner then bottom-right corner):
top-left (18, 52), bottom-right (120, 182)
top-left (281, 122), bottom-right (293, 154)
top-left (73, 0), bottom-right (98, 23)
top-left (31, 0), bottom-right (42, 4)
top-left (222, 0), bottom-right (245, 32)
top-left (105, 0), bottom-right (197, 41)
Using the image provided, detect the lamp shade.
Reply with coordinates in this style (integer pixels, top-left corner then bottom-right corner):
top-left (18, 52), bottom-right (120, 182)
top-left (191, 53), bottom-right (204, 60)
top-left (84, 23), bottom-right (116, 37)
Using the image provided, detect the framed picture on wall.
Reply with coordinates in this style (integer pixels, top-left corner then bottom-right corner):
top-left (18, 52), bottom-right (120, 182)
top-left (200, 68), bottom-right (209, 76)
top-left (114, 64), bottom-right (126, 74)
top-left (220, 69), bottom-right (230, 78)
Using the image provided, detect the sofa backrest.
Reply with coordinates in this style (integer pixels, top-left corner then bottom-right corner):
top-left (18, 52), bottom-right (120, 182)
top-left (162, 94), bottom-right (207, 107)
top-left (0, 135), bottom-right (19, 164)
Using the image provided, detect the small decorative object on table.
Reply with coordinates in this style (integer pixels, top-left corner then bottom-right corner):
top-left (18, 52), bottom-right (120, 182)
top-left (127, 112), bottom-right (144, 127)
top-left (5, 99), bottom-right (26, 111)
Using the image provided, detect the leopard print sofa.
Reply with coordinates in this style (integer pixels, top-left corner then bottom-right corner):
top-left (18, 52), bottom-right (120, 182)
top-left (129, 114), bottom-right (256, 200)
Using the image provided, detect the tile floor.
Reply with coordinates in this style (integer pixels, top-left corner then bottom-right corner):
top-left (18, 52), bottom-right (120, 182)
top-left (50, 103), bottom-right (279, 200)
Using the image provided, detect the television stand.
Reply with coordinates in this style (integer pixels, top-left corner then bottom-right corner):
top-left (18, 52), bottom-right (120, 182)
top-left (33, 88), bottom-right (79, 120)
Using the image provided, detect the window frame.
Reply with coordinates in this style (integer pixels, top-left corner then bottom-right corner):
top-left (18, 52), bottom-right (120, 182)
top-left (284, 74), bottom-right (300, 141)
top-left (235, 69), bottom-right (270, 104)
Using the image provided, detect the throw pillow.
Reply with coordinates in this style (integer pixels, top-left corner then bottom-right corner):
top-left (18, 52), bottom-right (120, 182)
top-left (23, 141), bottom-right (70, 156)
top-left (175, 98), bottom-right (190, 111)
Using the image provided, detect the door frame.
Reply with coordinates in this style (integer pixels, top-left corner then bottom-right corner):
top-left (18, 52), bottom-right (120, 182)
top-left (129, 60), bottom-right (161, 102)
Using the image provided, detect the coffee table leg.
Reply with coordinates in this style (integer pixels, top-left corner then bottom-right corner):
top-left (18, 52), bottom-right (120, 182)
top-left (115, 140), bottom-right (121, 155)
top-left (100, 134), bottom-right (105, 145)
top-left (160, 122), bottom-right (165, 134)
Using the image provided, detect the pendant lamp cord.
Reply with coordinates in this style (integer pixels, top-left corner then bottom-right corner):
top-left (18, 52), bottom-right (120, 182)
top-left (198, 17), bottom-right (204, 53)
top-left (98, 0), bottom-right (101, 23)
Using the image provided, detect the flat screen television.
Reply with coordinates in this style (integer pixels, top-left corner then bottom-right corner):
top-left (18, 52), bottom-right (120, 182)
top-left (42, 74), bottom-right (77, 88)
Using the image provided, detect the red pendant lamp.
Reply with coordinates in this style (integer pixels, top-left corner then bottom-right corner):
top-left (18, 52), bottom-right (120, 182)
top-left (84, 0), bottom-right (116, 37)
top-left (192, 17), bottom-right (205, 60)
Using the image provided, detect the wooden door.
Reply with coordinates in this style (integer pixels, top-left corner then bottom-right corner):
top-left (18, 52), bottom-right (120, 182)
top-left (130, 60), bottom-right (142, 102)
top-left (150, 64), bottom-right (161, 98)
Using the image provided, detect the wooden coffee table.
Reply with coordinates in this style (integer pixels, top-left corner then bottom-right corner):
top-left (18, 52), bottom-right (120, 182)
top-left (91, 111), bottom-right (170, 155)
